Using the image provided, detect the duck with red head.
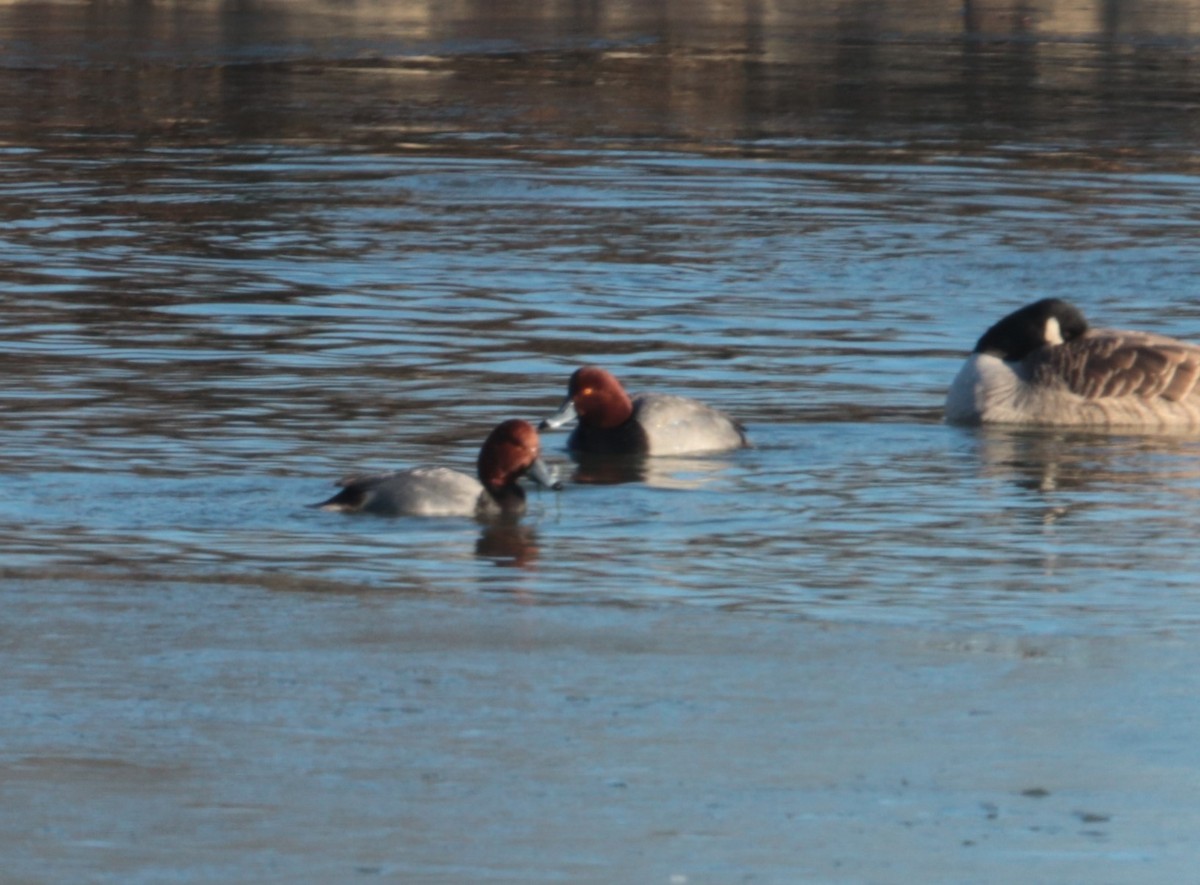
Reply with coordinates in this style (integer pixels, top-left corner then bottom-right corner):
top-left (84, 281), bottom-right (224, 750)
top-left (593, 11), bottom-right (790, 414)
top-left (946, 298), bottom-right (1200, 427)
top-left (315, 419), bottom-right (562, 518)
top-left (540, 366), bottom-right (749, 456)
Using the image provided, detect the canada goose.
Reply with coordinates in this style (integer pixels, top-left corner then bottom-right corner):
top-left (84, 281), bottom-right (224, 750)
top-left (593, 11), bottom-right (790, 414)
top-left (945, 299), bottom-right (1200, 428)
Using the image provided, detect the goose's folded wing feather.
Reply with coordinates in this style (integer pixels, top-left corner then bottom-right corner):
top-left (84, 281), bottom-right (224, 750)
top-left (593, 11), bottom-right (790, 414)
top-left (1033, 331), bottom-right (1200, 402)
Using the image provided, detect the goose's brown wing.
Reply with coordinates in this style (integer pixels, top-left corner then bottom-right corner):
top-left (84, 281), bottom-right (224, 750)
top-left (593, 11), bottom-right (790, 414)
top-left (1031, 330), bottom-right (1200, 401)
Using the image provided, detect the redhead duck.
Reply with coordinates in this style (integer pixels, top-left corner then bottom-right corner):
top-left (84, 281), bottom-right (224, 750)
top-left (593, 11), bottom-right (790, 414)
top-left (315, 419), bottom-right (561, 517)
top-left (946, 298), bottom-right (1200, 427)
top-left (540, 366), bottom-right (749, 455)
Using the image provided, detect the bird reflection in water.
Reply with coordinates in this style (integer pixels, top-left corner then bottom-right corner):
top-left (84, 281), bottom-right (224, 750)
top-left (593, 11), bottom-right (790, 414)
top-left (567, 452), bottom-right (737, 489)
top-left (475, 521), bottom-right (540, 569)
top-left (970, 425), bottom-right (1200, 525)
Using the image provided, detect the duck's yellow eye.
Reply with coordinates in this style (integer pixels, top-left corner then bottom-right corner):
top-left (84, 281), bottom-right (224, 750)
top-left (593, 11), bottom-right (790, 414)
top-left (580, 387), bottom-right (594, 397)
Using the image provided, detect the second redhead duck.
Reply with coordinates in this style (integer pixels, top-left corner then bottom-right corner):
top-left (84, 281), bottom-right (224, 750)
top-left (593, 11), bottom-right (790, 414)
top-left (540, 366), bottom-right (749, 456)
top-left (315, 419), bottom-right (561, 518)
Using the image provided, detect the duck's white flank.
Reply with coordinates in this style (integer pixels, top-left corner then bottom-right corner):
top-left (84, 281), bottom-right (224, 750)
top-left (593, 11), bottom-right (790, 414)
top-left (632, 393), bottom-right (748, 456)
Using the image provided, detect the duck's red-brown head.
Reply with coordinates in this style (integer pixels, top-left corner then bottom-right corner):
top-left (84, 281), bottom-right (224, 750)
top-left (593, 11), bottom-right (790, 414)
top-left (476, 419), bottom-right (561, 506)
top-left (540, 366), bottom-right (634, 431)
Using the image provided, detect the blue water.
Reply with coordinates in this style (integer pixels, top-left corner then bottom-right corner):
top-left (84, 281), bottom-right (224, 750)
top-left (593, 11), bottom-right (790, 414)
top-left (4, 3), bottom-right (1200, 879)
top-left (4, 136), bottom-right (1199, 634)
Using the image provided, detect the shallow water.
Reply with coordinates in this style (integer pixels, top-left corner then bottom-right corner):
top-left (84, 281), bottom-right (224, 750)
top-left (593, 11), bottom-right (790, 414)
top-left (3, 0), bottom-right (1200, 880)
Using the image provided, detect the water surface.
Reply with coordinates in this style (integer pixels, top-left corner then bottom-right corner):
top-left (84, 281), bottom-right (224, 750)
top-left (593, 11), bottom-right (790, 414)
top-left (3, 1), bottom-right (1200, 880)
top-left (2, 8), bottom-right (1200, 633)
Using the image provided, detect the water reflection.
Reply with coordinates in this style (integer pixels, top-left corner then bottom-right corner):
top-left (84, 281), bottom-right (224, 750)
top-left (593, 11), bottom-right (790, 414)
top-left (1, 0), bottom-right (1198, 152)
top-left (475, 522), bottom-right (540, 568)
top-left (970, 425), bottom-right (1200, 493)
top-left (963, 424), bottom-right (1200, 535)
top-left (565, 451), bottom-right (744, 489)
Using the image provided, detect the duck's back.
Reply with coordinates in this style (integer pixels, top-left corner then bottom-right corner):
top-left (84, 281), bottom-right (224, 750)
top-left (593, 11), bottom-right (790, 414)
top-left (630, 393), bottom-right (748, 455)
top-left (321, 466), bottom-right (487, 516)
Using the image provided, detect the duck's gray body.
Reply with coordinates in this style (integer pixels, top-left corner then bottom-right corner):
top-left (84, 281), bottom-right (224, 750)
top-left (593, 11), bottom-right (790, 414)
top-left (319, 467), bottom-right (498, 517)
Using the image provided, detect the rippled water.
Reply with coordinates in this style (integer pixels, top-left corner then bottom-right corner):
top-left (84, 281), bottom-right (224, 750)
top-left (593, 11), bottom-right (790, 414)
top-left (4, 2), bottom-right (1200, 878)
top-left (4, 126), bottom-right (1199, 632)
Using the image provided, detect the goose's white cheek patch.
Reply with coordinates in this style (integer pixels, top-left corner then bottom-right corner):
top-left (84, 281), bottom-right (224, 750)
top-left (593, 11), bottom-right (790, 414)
top-left (1044, 316), bottom-right (1064, 346)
